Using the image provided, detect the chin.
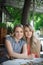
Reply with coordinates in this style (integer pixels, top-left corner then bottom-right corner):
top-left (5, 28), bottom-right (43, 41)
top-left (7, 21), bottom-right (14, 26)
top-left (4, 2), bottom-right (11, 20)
top-left (18, 37), bottom-right (22, 40)
top-left (28, 36), bottom-right (31, 39)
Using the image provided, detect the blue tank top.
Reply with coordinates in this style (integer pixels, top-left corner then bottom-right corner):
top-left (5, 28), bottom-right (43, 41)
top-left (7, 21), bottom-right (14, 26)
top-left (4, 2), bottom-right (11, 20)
top-left (5, 35), bottom-right (26, 53)
top-left (0, 35), bottom-right (26, 63)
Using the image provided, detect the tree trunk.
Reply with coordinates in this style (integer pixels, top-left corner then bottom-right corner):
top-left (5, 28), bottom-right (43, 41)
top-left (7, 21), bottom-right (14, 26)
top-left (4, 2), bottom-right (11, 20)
top-left (21, 0), bottom-right (31, 25)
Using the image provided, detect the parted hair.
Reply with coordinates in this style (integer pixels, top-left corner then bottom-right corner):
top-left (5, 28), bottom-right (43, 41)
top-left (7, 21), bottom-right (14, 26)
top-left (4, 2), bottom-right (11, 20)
top-left (13, 24), bottom-right (23, 32)
top-left (24, 24), bottom-right (41, 57)
top-left (12, 24), bottom-right (24, 36)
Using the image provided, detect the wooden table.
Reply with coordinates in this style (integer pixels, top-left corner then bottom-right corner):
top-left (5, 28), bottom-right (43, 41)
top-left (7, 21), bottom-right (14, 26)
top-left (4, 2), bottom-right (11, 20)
top-left (1, 58), bottom-right (43, 65)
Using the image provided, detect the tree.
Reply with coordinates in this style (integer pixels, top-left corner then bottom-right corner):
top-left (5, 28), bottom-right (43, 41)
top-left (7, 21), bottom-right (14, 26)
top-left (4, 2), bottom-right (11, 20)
top-left (21, 0), bottom-right (31, 25)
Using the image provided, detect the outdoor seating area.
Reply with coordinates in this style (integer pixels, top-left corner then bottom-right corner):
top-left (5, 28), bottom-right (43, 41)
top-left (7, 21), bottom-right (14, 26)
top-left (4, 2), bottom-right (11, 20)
top-left (0, 0), bottom-right (43, 65)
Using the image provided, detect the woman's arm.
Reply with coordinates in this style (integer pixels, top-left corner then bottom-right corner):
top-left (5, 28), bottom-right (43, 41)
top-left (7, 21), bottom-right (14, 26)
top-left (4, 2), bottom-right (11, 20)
top-left (5, 40), bottom-right (29, 59)
top-left (22, 43), bottom-right (27, 54)
top-left (22, 44), bottom-right (36, 59)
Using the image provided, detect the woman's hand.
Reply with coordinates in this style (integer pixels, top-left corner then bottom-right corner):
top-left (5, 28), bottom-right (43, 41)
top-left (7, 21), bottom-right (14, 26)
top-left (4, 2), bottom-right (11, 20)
top-left (28, 54), bottom-right (35, 59)
top-left (31, 54), bottom-right (35, 58)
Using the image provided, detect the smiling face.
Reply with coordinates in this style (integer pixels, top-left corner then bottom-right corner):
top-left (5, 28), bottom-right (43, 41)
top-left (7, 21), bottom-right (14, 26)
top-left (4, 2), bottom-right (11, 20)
top-left (24, 26), bottom-right (33, 39)
top-left (14, 27), bottom-right (24, 40)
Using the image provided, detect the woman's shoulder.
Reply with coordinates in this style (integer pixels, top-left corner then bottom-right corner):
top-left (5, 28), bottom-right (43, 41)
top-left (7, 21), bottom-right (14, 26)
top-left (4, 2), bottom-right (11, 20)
top-left (5, 34), bottom-right (11, 37)
top-left (5, 34), bottom-right (13, 40)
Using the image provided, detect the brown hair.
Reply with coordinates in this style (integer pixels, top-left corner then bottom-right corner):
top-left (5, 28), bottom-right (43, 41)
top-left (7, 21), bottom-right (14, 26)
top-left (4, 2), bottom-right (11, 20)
top-left (13, 24), bottom-right (23, 32)
top-left (12, 24), bottom-right (24, 36)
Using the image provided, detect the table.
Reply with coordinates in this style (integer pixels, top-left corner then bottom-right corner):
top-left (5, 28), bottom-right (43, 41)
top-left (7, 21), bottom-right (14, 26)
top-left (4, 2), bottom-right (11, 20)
top-left (1, 58), bottom-right (43, 65)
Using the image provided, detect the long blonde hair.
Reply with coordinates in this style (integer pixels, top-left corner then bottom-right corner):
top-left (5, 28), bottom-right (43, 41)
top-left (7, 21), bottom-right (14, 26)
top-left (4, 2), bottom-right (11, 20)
top-left (24, 24), bottom-right (41, 57)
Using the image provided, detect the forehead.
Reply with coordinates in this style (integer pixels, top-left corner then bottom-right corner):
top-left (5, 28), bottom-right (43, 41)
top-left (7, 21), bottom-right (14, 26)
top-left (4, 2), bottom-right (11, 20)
top-left (15, 27), bottom-right (23, 31)
top-left (24, 26), bottom-right (33, 33)
top-left (25, 27), bottom-right (30, 30)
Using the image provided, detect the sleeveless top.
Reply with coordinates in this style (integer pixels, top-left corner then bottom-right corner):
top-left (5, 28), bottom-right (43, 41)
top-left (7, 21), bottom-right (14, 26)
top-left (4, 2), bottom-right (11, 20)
top-left (5, 35), bottom-right (26, 53)
top-left (0, 35), bottom-right (26, 63)
top-left (27, 44), bottom-right (31, 55)
top-left (27, 44), bottom-right (39, 58)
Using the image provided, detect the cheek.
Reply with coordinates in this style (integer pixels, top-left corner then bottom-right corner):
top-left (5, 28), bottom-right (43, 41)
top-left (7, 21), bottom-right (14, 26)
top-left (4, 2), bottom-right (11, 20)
top-left (15, 34), bottom-right (18, 37)
top-left (19, 32), bottom-right (24, 37)
top-left (21, 33), bottom-right (24, 36)
top-left (15, 32), bottom-right (19, 36)
top-left (29, 32), bottom-right (33, 37)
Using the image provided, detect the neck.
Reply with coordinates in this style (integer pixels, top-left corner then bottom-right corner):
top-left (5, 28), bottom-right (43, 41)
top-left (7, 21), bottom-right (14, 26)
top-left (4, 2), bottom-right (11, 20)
top-left (14, 37), bottom-right (20, 43)
top-left (26, 38), bottom-right (31, 44)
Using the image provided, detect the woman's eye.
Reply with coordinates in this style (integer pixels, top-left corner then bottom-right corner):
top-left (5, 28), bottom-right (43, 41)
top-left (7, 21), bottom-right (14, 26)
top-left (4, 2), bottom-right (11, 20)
top-left (20, 31), bottom-right (23, 33)
top-left (16, 31), bottom-right (19, 33)
top-left (15, 31), bottom-right (23, 33)
top-left (25, 30), bottom-right (29, 32)
top-left (29, 29), bottom-right (31, 32)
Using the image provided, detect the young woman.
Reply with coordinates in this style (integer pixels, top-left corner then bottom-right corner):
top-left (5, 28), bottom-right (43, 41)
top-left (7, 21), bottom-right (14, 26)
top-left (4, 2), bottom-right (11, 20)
top-left (5, 24), bottom-right (29, 59)
top-left (24, 24), bottom-right (41, 58)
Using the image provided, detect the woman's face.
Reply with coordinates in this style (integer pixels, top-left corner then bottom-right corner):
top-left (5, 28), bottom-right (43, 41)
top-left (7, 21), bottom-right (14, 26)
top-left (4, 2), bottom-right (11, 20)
top-left (24, 27), bottom-right (33, 39)
top-left (14, 27), bottom-right (24, 40)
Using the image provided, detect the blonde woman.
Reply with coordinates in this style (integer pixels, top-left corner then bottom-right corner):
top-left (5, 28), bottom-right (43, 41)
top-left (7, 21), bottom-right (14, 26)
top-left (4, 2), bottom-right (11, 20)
top-left (24, 24), bottom-right (41, 58)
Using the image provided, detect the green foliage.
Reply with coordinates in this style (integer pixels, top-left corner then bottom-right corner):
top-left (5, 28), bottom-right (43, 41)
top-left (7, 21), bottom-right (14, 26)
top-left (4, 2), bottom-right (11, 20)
top-left (29, 12), bottom-right (43, 30)
top-left (5, 6), bottom-right (22, 32)
top-left (0, 22), bottom-right (6, 28)
top-left (34, 22), bottom-right (40, 30)
top-left (12, 19), bottom-right (21, 28)
top-left (6, 6), bottom-right (22, 22)
top-left (34, 13), bottom-right (43, 30)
